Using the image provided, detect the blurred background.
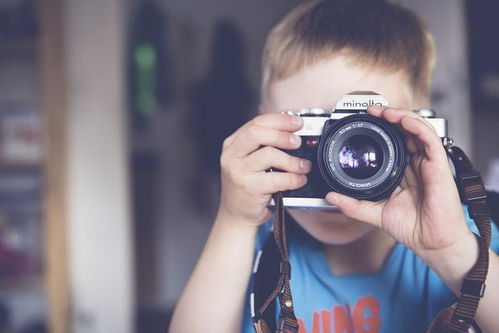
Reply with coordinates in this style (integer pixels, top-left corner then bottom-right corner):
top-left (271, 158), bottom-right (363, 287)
top-left (0, 0), bottom-right (497, 332)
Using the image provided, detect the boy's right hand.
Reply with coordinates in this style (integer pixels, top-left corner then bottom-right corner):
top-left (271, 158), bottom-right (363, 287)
top-left (218, 113), bottom-right (312, 227)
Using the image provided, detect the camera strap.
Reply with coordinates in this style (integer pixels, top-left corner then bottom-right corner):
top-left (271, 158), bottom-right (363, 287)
top-left (252, 144), bottom-right (492, 333)
top-left (253, 191), bottom-right (299, 333)
top-left (426, 144), bottom-right (491, 333)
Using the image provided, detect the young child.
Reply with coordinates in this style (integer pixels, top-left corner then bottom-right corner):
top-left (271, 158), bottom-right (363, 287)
top-left (169, 1), bottom-right (499, 332)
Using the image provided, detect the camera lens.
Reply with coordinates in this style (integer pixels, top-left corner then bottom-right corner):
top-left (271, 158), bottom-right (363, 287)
top-left (338, 135), bottom-right (383, 179)
top-left (317, 114), bottom-right (407, 201)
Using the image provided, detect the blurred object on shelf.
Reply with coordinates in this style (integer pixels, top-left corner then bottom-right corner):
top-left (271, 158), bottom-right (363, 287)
top-left (0, 171), bottom-right (42, 279)
top-left (128, 0), bottom-right (174, 131)
top-left (0, 104), bottom-right (42, 165)
top-left (0, 0), bottom-right (37, 41)
top-left (0, 0), bottom-right (60, 331)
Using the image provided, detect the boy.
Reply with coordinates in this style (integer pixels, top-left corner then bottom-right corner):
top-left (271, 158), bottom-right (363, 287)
top-left (169, 1), bottom-right (499, 332)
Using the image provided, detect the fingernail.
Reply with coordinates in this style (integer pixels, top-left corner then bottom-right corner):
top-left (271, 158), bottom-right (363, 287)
top-left (300, 159), bottom-right (311, 170)
top-left (290, 134), bottom-right (301, 145)
top-left (299, 174), bottom-right (307, 184)
top-left (292, 115), bottom-right (303, 126)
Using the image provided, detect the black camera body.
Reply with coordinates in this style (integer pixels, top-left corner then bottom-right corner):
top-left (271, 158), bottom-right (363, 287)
top-left (277, 92), bottom-right (447, 209)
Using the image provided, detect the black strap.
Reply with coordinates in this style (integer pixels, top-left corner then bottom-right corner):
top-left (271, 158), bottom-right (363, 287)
top-left (253, 230), bottom-right (280, 332)
top-left (253, 192), bottom-right (298, 333)
top-left (434, 145), bottom-right (492, 333)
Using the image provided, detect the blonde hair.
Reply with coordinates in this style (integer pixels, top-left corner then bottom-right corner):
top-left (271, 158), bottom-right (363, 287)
top-left (262, 0), bottom-right (436, 104)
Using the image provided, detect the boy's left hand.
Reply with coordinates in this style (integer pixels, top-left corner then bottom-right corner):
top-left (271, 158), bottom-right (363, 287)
top-left (325, 106), bottom-right (474, 262)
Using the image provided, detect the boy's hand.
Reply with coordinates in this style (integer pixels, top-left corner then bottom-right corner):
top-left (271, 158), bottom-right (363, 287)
top-left (218, 113), bottom-right (312, 227)
top-left (325, 106), bottom-right (473, 260)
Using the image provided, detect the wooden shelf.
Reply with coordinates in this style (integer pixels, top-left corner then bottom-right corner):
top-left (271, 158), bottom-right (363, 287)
top-left (0, 1), bottom-right (67, 332)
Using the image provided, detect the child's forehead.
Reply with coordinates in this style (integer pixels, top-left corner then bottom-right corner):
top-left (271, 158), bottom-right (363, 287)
top-left (261, 56), bottom-right (414, 114)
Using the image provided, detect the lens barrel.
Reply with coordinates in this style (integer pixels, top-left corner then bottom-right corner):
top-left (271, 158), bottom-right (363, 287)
top-left (317, 114), bottom-right (407, 201)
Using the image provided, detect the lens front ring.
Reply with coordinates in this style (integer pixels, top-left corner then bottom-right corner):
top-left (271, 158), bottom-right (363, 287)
top-left (317, 114), bottom-right (407, 201)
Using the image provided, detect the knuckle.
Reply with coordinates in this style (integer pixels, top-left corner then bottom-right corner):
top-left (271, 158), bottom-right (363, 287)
top-left (266, 130), bottom-right (280, 145)
top-left (271, 174), bottom-right (286, 191)
top-left (238, 176), bottom-right (252, 193)
top-left (284, 174), bottom-right (294, 190)
top-left (222, 136), bottom-right (232, 149)
top-left (252, 115), bottom-right (266, 126)
top-left (277, 113), bottom-right (290, 125)
top-left (220, 152), bottom-right (229, 170)
top-left (246, 125), bottom-right (260, 140)
top-left (291, 174), bottom-right (302, 188)
top-left (227, 167), bottom-right (240, 184)
top-left (288, 155), bottom-right (300, 171)
top-left (260, 145), bottom-right (274, 154)
top-left (260, 146), bottom-right (274, 160)
top-left (281, 131), bottom-right (292, 144)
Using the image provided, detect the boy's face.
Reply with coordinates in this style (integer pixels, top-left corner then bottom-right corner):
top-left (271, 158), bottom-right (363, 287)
top-left (261, 55), bottom-right (416, 245)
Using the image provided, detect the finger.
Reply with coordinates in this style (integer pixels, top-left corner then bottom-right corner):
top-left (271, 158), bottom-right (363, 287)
top-left (366, 106), bottom-right (433, 156)
top-left (400, 116), bottom-right (447, 164)
top-left (367, 106), bottom-right (435, 132)
top-left (245, 146), bottom-right (312, 173)
top-left (252, 113), bottom-right (304, 130)
top-left (223, 113), bottom-right (303, 148)
top-left (405, 135), bottom-right (421, 155)
top-left (365, 105), bottom-right (389, 117)
top-left (400, 165), bottom-right (421, 192)
top-left (230, 126), bottom-right (302, 158)
top-left (368, 106), bottom-right (445, 163)
top-left (259, 172), bottom-right (308, 194)
top-left (325, 192), bottom-right (383, 227)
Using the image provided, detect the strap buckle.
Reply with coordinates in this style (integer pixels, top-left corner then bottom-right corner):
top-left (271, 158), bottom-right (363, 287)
top-left (253, 319), bottom-right (272, 333)
top-left (450, 312), bottom-right (472, 329)
top-left (280, 261), bottom-right (291, 279)
top-left (277, 316), bottom-right (299, 333)
top-left (459, 171), bottom-right (487, 203)
top-left (460, 278), bottom-right (486, 298)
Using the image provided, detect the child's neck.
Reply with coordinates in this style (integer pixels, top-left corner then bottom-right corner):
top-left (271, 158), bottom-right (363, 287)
top-left (322, 229), bottom-right (396, 276)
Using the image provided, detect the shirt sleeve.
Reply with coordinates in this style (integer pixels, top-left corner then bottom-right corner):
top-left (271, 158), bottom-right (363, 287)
top-left (490, 222), bottom-right (499, 254)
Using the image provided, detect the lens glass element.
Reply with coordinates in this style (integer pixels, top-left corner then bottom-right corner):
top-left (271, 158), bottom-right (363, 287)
top-left (317, 114), bottom-right (407, 201)
top-left (337, 135), bottom-right (383, 179)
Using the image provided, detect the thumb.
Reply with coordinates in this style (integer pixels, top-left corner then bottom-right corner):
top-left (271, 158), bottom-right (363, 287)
top-left (326, 192), bottom-right (382, 227)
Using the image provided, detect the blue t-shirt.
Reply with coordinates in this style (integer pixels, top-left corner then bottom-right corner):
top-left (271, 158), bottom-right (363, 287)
top-left (242, 207), bottom-right (499, 333)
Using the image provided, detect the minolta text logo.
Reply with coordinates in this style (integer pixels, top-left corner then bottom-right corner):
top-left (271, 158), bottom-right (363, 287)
top-left (334, 92), bottom-right (390, 111)
top-left (342, 100), bottom-right (384, 108)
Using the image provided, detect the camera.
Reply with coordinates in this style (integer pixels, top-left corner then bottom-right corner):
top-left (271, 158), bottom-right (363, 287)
top-left (276, 91), bottom-right (447, 210)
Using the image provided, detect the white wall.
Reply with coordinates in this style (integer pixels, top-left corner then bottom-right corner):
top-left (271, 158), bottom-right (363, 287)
top-left (65, 0), bottom-right (134, 332)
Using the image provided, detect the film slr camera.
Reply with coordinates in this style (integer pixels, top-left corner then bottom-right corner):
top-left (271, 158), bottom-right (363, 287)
top-left (277, 91), bottom-right (447, 209)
